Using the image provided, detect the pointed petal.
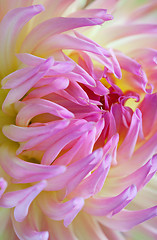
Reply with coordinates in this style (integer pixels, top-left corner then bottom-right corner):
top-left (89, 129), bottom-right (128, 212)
top-left (97, 207), bottom-right (157, 232)
top-left (21, 17), bottom-right (105, 53)
top-left (118, 109), bottom-right (142, 161)
top-left (45, 148), bottom-right (103, 191)
top-left (0, 178), bottom-right (7, 198)
top-left (39, 195), bottom-right (84, 227)
top-left (12, 211), bottom-right (49, 240)
top-left (0, 145), bottom-right (66, 183)
top-left (0, 5), bottom-right (44, 76)
top-left (84, 185), bottom-right (137, 216)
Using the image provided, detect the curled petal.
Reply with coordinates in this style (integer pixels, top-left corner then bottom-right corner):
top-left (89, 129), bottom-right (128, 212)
top-left (84, 185), bottom-right (137, 216)
top-left (0, 5), bottom-right (44, 76)
top-left (21, 17), bottom-right (106, 53)
top-left (0, 144), bottom-right (66, 183)
top-left (0, 178), bottom-right (7, 198)
top-left (118, 109), bottom-right (142, 162)
top-left (2, 58), bottom-right (53, 112)
top-left (16, 99), bottom-right (74, 127)
top-left (45, 148), bottom-right (103, 191)
top-left (70, 154), bottom-right (111, 199)
top-left (97, 207), bottom-right (157, 232)
top-left (0, 180), bottom-right (47, 222)
top-left (39, 196), bottom-right (84, 227)
top-left (12, 211), bottom-right (49, 240)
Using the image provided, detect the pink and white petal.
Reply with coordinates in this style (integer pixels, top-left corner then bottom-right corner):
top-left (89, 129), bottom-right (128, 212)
top-left (3, 120), bottom-right (69, 142)
top-left (39, 195), bottom-right (84, 227)
top-left (117, 109), bottom-right (142, 162)
top-left (21, 17), bottom-right (105, 53)
top-left (0, 178), bottom-right (7, 198)
top-left (16, 99), bottom-right (74, 127)
top-left (0, 181), bottom-right (46, 216)
top-left (2, 58), bottom-right (53, 112)
top-left (54, 134), bottom-right (88, 165)
top-left (110, 133), bottom-right (157, 177)
top-left (34, 33), bottom-right (110, 57)
top-left (41, 121), bottom-right (94, 165)
top-left (72, 212), bottom-right (108, 240)
top-left (0, 5), bottom-right (44, 76)
top-left (3, 57), bottom-right (53, 88)
top-left (97, 207), bottom-right (157, 232)
top-left (115, 51), bottom-right (142, 76)
top-left (16, 53), bottom-right (51, 67)
top-left (45, 148), bottom-right (103, 191)
top-left (0, 0), bottom-right (33, 21)
top-left (12, 211), bottom-right (49, 240)
top-left (139, 93), bottom-right (157, 137)
top-left (68, 9), bottom-right (113, 21)
top-left (84, 185), bottom-right (137, 216)
top-left (25, 77), bottom-right (69, 99)
top-left (70, 154), bottom-right (111, 199)
top-left (0, 145), bottom-right (66, 183)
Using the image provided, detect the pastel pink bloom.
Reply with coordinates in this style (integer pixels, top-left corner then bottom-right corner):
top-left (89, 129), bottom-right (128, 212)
top-left (0, 0), bottom-right (157, 239)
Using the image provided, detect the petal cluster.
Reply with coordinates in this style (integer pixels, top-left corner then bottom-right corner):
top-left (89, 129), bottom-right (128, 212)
top-left (0, 0), bottom-right (157, 239)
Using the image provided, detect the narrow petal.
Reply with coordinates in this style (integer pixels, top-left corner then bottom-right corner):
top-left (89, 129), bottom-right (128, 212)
top-left (45, 148), bottom-right (103, 191)
top-left (41, 121), bottom-right (94, 165)
top-left (16, 99), bottom-right (74, 127)
top-left (84, 185), bottom-right (137, 216)
top-left (21, 17), bottom-right (105, 53)
top-left (0, 5), bottom-right (44, 76)
top-left (0, 181), bottom-right (47, 222)
top-left (39, 196), bottom-right (84, 227)
top-left (0, 145), bottom-right (66, 183)
top-left (0, 178), bottom-right (7, 198)
top-left (12, 211), bottom-right (49, 240)
top-left (97, 207), bottom-right (157, 232)
top-left (117, 109), bottom-right (142, 162)
top-left (139, 93), bottom-right (157, 137)
top-left (70, 154), bottom-right (111, 198)
top-left (2, 58), bottom-right (53, 112)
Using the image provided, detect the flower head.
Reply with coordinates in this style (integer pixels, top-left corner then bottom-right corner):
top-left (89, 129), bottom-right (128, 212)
top-left (0, 0), bottom-right (157, 239)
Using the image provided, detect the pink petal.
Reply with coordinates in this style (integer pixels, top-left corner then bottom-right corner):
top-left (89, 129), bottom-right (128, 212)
top-left (84, 185), bottom-right (137, 216)
top-left (41, 121), bottom-right (94, 165)
top-left (12, 211), bottom-right (49, 240)
top-left (70, 154), bottom-right (111, 199)
top-left (0, 181), bottom-right (47, 221)
top-left (45, 148), bottom-right (103, 191)
top-left (0, 178), bottom-right (7, 198)
top-left (16, 98), bottom-right (74, 127)
top-left (25, 77), bottom-right (69, 99)
top-left (2, 58), bottom-right (53, 112)
top-left (33, 33), bottom-right (111, 57)
top-left (139, 93), bottom-right (157, 137)
top-left (39, 196), bottom-right (84, 227)
top-left (117, 109), bottom-right (142, 162)
top-left (3, 120), bottom-right (69, 142)
top-left (97, 207), bottom-right (157, 231)
top-left (0, 145), bottom-right (66, 183)
top-left (0, 5), bottom-right (44, 76)
top-left (21, 17), bottom-right (105, 53)
top-left (68, 9), bottom-right (113, 21)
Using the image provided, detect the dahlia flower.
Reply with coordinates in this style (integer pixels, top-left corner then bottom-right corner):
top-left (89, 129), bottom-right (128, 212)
top-left (0, 0), bottom-right (157, 239)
